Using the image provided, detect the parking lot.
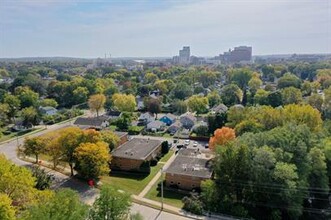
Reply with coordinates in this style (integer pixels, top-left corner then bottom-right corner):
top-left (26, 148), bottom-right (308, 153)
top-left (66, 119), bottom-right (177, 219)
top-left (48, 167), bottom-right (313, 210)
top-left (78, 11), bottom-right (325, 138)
top-left (172, 138), bottom-right (209, 151)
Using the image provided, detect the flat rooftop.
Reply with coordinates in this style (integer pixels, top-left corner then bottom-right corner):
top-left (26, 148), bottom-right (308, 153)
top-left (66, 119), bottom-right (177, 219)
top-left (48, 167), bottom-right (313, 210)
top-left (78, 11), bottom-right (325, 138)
top-left (112, 138), bottom-right (162, 160)
top-left (165, 148), bottom-right (213, 178)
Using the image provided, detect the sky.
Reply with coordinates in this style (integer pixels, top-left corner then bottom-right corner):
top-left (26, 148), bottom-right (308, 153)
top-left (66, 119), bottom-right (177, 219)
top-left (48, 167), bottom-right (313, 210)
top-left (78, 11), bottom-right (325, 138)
top-left (0, 0), bottom-right (330, 58)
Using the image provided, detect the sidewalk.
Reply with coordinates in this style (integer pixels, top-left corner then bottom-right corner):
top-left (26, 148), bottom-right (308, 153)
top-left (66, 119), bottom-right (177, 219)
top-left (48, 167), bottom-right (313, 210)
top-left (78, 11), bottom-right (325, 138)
top-left (138, 151), bottom-right (177, 197)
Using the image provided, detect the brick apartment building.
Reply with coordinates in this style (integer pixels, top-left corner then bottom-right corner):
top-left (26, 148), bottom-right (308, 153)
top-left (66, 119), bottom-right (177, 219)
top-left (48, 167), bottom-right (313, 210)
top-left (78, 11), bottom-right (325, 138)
top-left (165, 148), bottom-right (213, 190)
top-left (111, 138), bottom-right (162, 173)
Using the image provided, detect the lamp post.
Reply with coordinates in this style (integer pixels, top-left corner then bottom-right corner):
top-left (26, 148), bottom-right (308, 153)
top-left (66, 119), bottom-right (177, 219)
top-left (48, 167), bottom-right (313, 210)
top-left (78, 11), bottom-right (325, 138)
top-left (160, 167), bottom-right (164, 211)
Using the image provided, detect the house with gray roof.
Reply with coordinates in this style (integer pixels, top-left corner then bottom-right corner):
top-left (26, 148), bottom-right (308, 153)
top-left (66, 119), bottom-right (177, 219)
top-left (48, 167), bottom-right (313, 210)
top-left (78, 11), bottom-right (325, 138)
top-left (179, 112), bottom-right (197, 130)
top-left (210, 103), bottom-right (228, 114)
top-left (146, 120), bottom-right (166, 132)
top-left (73, 115), bottom-right (109, 130)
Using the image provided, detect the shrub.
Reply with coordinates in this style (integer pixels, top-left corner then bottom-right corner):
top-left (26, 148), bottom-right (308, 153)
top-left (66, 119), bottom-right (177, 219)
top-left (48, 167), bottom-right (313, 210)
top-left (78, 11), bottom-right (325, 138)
top-left (182, 192), bottom-right (204, 215)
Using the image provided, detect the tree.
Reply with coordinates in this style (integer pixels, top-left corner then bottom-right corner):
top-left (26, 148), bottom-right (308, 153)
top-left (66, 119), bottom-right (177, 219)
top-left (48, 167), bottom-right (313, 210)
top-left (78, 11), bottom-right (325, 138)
top-left (283, 104), bottom-right (322, 132)
top-left (199, 71), bottom-right (217, 88)
top-left (267, 91), bottom-right (283, 107)
top-left (161, 141), bottom-right (169, 154)
top-left (88, 185), bottom-right (131, 220)
top-left (0, 68), bottom-right (9, 78)
top-left (147, 98), bottom-right (162, 119)
top-left (186, 95), bottom-right (209, 115)
top-left (145, 72), bottom-right (158, 84)
top-left (0, 194), bottom-right (15, 220)
top-left (73, 86), bottom-right (89, 105)
top-left (39, 98), bottom-right (58, 108)
top-left (23, 137), bottom-right (45, 163)
top-left (74, 142), bottom-right (110, 179)
top-left (0, 103), bottom-right (10, 127)
top-left (277, 73), bottom-right (301, 89)
top-left (100, 130), bottom-right (120, 151)
top-left (307, 93), bottom-right (323, 111)
top-left (154, 79), bottom-right (175, 95)
top-left (111, 93), bottom-right (136, 112)
top-left (172, 82), bottom-right (192, 100)
top-left (301, 81), bottom-right (312, 96)
top-left (221, 84), bottom-right (243, 106)
top-left (31, 166), bottom-right (54, 190)
top-left (323, 87), bottom-right (331, 119)
top-left (21, 107), bottom-right (38, 127)
top-left (209, 127), bottom-right (236, 150)
top-left (229, 68), bottom-right (253, 90)
top-left (207, 91), bottom-right (221, 108)
top-left (182, 192), bottom-right (204, 215)
top-left (14, 86), bottom-right (39, 108)
top-left (24, 189), bottom-right (88, 220)
top-left (248, 75), bottom-right (262, 95)
top-left (0, 155), bottom-right (37, 209)
top-left (281, 87), bottom-right (303, 105)
top-left (207, 112), bottom-right (227, 134)
top-left (57, 127), bottom-right (84, 176)
top-left (308, 147), bottom-right (329, 209)
top-left (254, 89), bottom-right (269, 105)
top-left (88, 94), bottom-right (106, 117)
top-left (172, 100), bottom-right (187, 114)
top-left (3, 94), bottom-right (20, 121)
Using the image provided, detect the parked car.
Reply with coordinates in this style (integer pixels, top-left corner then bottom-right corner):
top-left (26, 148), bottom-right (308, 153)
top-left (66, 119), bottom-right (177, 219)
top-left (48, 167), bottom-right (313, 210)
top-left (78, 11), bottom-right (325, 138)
top-left (205, 144), bottom-right (209, 149)
top-left (184, 140), bottom-right (190, 146)
top-left (193, 141), bottom-right (198, 147)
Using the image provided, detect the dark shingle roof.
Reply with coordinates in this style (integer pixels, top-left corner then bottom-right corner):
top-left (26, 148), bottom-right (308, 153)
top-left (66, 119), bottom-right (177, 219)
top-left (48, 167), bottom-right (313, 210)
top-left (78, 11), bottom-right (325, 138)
top-left (112, 138), bottom-right (161, 160)
top-left (165, 148), bottom-right (213, 178)
top-left (107, 110), bottom-right (122, 117)
top-left (74, 116), bottom-right (109, 127)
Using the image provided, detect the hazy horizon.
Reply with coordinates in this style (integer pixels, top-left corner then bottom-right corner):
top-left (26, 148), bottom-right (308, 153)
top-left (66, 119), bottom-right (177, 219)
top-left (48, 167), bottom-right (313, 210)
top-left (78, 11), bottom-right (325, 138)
top-left (1, 0), bottom-right (330, 58)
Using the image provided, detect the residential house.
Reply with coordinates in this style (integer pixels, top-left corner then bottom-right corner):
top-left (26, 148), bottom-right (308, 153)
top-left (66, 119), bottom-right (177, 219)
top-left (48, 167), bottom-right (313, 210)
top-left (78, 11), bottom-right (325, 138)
top-left (167, 121), bottom-right (182, 135)
top-left (73, 115), bottom-right (110, 130)
top-left (159, 113), bottom-right (176, 126)
top-left (39, 106), bottom-right (58, 116)
top-left (165, 148), bottom-right (213, 190)
top-left (107, 110), bottom-right (122, 120)
top-left (138, 112), bottom-right (155, 126)
top-left (180, 113), bottom-right (197, 130)
top-left (111, 138), bottom-right (162, 173)
top-left (210, 103), bottom-right (228, 114)
top-left (147, 121), bottom-right (166, 132)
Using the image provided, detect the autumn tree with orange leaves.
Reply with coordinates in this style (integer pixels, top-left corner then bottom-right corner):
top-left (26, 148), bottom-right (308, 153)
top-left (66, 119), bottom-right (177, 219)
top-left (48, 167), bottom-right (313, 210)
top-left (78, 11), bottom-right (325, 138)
top-left (209, 127), bottom-right (236, 150)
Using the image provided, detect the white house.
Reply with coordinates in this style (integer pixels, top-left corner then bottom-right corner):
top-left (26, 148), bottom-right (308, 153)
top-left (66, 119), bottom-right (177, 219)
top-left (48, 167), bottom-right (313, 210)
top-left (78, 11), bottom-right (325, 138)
top-left (39, 106), bottom-right (58, 116)
top-left (147, 121), bottom-right (166, 132)
top-left (138, 112), bottom-right (155, 125)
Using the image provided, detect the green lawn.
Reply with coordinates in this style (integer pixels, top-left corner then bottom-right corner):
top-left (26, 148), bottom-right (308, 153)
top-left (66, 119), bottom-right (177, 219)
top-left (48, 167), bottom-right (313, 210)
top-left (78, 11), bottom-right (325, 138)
top-left (0, 128), bottom-right (44, 143)
top-left (101, 150), bottom-right (174, 195)
top-left (144, 177), bottom-right (186, 208)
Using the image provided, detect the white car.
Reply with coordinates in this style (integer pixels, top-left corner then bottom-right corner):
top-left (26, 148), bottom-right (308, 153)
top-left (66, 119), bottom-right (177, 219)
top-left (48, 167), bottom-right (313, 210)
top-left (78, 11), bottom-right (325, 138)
top-left (193, 141), bottom-right (198, 147)
top-left (184, 140), bottom-right (190, 146)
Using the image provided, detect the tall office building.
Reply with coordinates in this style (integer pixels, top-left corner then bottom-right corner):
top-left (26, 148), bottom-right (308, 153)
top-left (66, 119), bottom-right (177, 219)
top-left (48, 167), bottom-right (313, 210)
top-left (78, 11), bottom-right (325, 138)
top-left (220, 46), bottom-right (252, 63)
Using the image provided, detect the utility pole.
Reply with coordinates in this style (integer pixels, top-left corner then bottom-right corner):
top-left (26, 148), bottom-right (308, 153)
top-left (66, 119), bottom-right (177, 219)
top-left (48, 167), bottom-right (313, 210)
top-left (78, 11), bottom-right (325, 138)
top-left (160, 167), bottom-right (164, 210)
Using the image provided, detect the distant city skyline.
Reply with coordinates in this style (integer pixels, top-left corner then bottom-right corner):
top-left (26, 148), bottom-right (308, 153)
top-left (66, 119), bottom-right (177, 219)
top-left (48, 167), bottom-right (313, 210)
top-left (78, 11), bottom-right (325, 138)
top-left (0, 0), bottom-right (330, 58)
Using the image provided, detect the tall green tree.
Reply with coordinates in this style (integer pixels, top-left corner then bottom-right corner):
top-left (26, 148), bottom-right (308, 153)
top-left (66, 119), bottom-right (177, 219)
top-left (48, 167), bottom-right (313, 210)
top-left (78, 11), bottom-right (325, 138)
top-left (88, 185), bottom-right (131, 220)
top-left (23, 189), bottom-right (88, 220)
top-left (23, 137), bottom-right (45, 163)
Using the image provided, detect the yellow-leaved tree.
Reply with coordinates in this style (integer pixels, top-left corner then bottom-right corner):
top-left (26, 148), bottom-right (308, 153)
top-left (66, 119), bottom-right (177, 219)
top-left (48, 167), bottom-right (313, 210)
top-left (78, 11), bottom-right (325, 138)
top-left (88, 94), bottom-right (106, 117)
top-left (111, 93), bottom-right (136, 112)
